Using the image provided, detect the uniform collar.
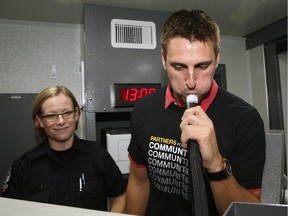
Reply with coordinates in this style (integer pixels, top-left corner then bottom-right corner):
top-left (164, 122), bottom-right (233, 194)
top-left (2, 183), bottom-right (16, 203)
top-left (165, 80), bottom-right (218, 111)
top-left (72, 135), bottom-right (92, 154)
top-left (43, 135), bottom-right (92, 164)
top-left (42, 135), bottom-right (92, 155)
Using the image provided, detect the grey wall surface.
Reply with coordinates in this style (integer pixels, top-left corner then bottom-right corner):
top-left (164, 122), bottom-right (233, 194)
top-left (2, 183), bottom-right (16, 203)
top-left (0, 19), bottom-right (85, 138)
top-left (83, 5), bottom-right (171, 141)
top-left (0, 20), bottom-right (82, 102)
top-left (249, 45), bottom-right (269, 132)
top-left (0, 94), bottom-right (42, 183)
top-left (83, 5), bottom-right (170, 113)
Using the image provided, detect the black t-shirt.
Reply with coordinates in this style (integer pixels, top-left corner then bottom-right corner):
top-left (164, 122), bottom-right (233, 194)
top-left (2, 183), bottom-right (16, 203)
top-left (1, 135), bottom-right (126, 211)
top-left (128, 86), bottom-right (266, 216)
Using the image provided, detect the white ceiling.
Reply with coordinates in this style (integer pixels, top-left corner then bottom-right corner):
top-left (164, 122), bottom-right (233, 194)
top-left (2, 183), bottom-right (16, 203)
top-left (0, 0), bottom-right (286, 37)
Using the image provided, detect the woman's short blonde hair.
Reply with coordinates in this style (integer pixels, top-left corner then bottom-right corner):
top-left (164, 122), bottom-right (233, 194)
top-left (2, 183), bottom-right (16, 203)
top-left (32, 86), bottom-right (81, 137)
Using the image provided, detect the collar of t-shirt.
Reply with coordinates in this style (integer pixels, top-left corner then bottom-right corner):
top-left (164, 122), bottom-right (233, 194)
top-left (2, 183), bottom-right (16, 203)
top-left (164, 79), bottom-right (219, 112)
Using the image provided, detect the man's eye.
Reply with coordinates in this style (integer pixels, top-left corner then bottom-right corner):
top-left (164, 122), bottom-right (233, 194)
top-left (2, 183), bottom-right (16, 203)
top-left (197, 65), bottom-right (209, 70)
top-left (174, 65), bottom-right (184, 71)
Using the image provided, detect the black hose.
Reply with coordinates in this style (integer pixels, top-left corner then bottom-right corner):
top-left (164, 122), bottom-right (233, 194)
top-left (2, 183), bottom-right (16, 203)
top-left (186, 95), bottom-right (209, 215)
top-left (188, 140), bottom-right (209, 215)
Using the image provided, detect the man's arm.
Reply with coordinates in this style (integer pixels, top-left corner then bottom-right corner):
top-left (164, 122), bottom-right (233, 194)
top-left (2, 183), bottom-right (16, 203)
top-left (126, 164), bottom-right (150, 215)
top-left (210, 170), bottom-right (260, 215)
top-left (180, 106), bottom-right (263, 215)
top-left (109, 192), bottom-right (126, 213)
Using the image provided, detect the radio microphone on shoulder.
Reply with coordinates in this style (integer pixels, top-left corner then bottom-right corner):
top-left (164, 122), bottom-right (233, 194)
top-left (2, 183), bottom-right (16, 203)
top-left (186, 94), bottom-right (209, 216)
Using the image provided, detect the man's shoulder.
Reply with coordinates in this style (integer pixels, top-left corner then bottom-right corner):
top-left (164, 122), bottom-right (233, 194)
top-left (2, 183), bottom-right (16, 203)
top-left (215, 88), bottom-right (256, 110)
top-left (211, 88), bottom-right (263, 123)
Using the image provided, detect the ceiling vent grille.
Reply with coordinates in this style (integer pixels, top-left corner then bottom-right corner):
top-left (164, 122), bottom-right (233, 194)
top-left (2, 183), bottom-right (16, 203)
top-left (111, 19), bottom-right (156, 49)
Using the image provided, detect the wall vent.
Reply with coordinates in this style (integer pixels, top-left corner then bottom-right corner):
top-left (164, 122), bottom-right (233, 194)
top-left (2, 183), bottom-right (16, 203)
top-left (111, 19), bottom-right (156, 49)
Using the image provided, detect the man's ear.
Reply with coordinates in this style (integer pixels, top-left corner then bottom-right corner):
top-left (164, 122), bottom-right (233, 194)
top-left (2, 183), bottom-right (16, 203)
top-left (216, 53), bottom-right (220, 68)
top-left (161, 49), bottom-right (166, 70)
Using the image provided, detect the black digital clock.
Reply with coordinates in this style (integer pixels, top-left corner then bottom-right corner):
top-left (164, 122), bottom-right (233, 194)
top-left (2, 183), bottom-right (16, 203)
top-left (111, 83), bottom-right (161, 107)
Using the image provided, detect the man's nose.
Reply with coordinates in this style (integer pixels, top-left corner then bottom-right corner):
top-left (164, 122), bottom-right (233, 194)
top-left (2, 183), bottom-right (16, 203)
top-left (186, 69), bottom-right (197, 90)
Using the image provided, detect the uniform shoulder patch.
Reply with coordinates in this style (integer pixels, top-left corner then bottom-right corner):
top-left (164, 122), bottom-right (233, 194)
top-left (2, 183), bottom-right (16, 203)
top-left (2, 167), bottom-right (12, 193)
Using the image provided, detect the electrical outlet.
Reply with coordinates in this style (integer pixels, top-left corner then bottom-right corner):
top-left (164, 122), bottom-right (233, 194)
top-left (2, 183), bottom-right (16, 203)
top-left (52, 64), bottom-right (57, 79)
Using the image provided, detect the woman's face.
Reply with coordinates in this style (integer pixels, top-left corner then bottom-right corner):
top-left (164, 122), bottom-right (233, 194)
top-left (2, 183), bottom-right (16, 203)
top-left (37, 93), bottom-right (79, 149)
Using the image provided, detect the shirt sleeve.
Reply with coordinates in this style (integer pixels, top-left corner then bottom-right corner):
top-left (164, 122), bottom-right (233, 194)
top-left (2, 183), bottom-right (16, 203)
top-left (1, 162), bottom-right (23, 199)
top-left (127, 103), bottom-right (147, 167)
top-left (231, 107), bottom-right (266, 190)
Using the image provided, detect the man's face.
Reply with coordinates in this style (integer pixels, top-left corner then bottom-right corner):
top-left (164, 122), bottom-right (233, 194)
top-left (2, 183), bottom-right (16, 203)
top-left (37, 93), bottom-right (79, 147)
top-left (162, 37), bottom-right (220, 104)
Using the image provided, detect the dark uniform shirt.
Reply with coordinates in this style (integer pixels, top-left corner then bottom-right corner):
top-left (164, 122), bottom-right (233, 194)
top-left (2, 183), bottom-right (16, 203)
top-left (1, 135), bottom-right (126, 211)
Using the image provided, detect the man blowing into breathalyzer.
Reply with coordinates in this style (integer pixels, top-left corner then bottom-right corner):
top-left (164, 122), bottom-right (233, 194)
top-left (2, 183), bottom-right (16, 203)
top-left (126, 9), bottom-right (266, 216)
